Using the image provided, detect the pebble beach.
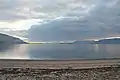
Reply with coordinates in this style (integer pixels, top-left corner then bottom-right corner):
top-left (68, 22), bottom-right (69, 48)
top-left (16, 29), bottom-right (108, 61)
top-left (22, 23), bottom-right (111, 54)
top-left (0, 59), bottom-right (120, 80)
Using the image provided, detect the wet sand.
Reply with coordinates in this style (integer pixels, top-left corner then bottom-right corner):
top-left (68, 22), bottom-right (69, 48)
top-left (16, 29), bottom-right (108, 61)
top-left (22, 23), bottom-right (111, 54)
top-left (0, 59), bottom-right (120, 80)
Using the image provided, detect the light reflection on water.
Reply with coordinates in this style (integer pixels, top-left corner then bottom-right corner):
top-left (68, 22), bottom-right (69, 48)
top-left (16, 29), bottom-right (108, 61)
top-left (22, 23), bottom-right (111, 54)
top-left (0, 44), bottom-right (29, 59)
top-left (0, 44), bottom-right (120, 59)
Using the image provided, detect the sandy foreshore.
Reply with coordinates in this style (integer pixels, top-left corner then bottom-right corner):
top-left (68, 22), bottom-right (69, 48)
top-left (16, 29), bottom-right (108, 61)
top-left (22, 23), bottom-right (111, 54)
top-left (0, 59), bottom-right (120, 80)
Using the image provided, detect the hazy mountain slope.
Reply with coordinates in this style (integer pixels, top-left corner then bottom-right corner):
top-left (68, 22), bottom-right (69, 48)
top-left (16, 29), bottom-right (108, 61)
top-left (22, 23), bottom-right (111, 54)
top-left (0, 33), bottom-right (26, 44)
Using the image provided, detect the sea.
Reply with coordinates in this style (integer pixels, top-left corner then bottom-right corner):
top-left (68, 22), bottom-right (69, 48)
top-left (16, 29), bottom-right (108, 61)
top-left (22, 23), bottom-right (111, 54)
top-left (0, 44), bottom-right (120, 60)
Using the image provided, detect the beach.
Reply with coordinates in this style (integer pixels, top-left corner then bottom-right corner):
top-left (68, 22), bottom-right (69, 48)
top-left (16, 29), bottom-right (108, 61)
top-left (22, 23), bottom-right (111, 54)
top-left (0, 59), bottom-right (120, 80)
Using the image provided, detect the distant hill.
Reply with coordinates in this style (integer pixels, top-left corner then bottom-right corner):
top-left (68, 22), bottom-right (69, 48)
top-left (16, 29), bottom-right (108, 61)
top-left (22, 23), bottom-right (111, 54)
top-left (94, 38), bottom-right (120, 44)
top-left (71, 38), bottom-right (120, 44)
top-left (0, 33), bottom-right (27, 44)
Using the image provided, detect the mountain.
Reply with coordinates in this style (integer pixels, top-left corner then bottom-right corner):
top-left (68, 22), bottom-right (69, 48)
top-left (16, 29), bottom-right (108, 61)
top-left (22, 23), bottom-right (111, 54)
top-left (0, 33), bottom-right (27, 44)
top-left (94, 38), bottom-right (120, 44)
top-left (71, 38), bottom-right (120, 44)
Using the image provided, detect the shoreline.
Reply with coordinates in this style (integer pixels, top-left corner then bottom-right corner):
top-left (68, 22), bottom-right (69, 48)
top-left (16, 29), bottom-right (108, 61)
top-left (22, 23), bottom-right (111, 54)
top-left (1, 57), bottom-right (120, 61)
top-left (0, 59), bottom-right (120, 79)
top-left (0, 59), bottom-right (120, 69)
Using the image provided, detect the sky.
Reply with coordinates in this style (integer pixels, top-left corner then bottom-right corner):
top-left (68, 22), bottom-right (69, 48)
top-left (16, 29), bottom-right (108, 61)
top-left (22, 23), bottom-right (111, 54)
top-left (0, 0), bottom-right (120, 41)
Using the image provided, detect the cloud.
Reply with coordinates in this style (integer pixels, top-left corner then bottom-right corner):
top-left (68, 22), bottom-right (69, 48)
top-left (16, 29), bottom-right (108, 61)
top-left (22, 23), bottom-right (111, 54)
top-left (28, 17), bottom-right (108, 41)
top-left (0, 0), bottom-right (119, 22)
top-left (0, 0), bottom-right (98, 21)
top-left (1, 0), bottom-right (120, 40)
top-left (28, 0), bottom-right (120, 41)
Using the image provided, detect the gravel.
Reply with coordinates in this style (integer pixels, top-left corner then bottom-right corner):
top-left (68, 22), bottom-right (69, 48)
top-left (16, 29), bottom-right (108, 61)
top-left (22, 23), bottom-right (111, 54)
top-left (0, 66), bottom-right (120, 80)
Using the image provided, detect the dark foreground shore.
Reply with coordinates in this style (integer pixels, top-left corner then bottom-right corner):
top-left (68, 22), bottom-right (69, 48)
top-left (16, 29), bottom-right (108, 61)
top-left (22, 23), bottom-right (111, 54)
top-left (0, 59), bottom-right (120, 80)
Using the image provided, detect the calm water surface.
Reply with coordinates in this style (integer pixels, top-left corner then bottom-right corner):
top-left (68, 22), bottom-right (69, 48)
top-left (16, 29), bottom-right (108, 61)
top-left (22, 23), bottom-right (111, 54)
top-left (0, 44), bottom-right (120, 59)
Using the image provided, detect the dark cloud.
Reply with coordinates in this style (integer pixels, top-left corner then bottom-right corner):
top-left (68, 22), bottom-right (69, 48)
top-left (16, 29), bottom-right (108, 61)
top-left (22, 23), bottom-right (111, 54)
top-left (28, 0), bottom-right (120, 41)
top-left (28, 17), bottom-right (111, 41)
